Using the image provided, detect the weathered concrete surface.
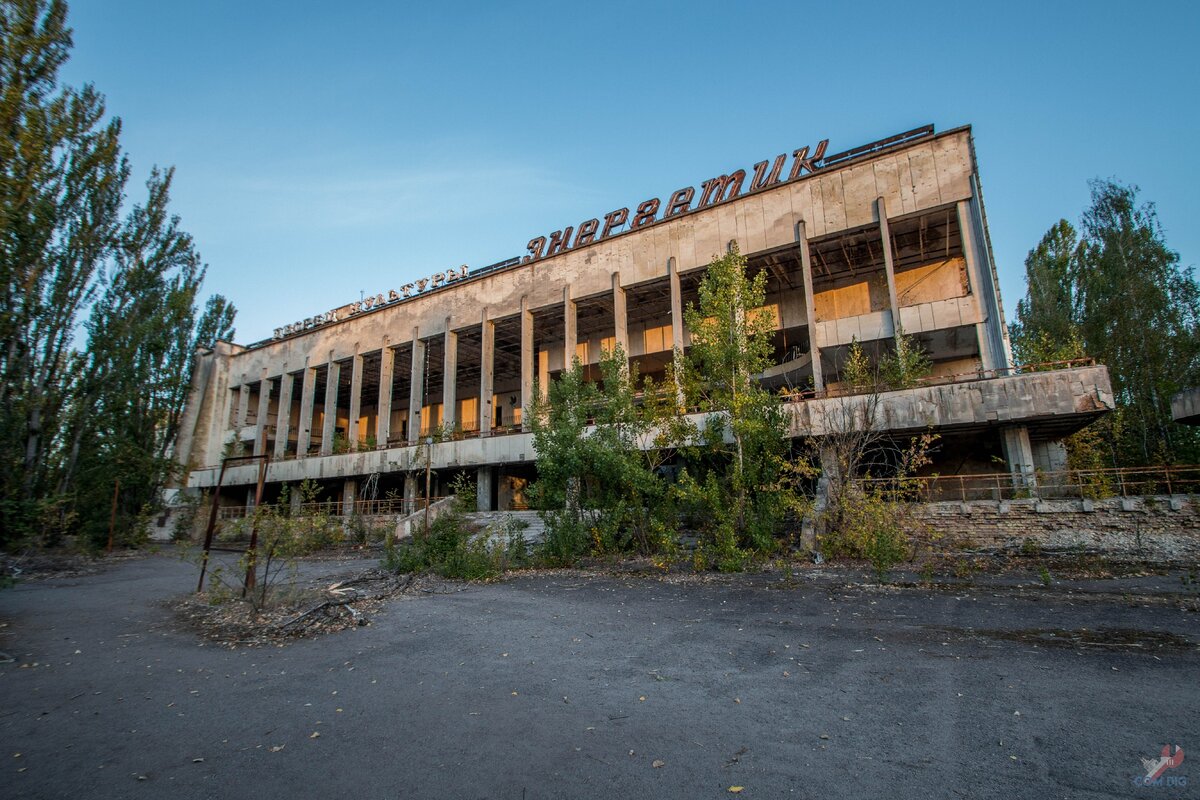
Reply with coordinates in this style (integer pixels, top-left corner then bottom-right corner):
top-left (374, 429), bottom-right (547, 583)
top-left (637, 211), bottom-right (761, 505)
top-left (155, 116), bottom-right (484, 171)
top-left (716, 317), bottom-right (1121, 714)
top-left (789, 365), bottom-right (1112, 437)
top-left (914, 495), bottom-right (1200, 561)
top-left (2, 555), bottom-right (1196, 799)
top-left (1172, 387), bottom-right (1200, 425)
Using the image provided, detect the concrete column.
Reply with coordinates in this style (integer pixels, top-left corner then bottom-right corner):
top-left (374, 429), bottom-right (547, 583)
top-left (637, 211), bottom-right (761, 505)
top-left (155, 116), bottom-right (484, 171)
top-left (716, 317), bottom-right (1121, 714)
top-left (563, 286), bottom-right (576, 372)
top-left (876, 197), bottom-right (901, 341)
top-left (476, 466), bottom-right (493, 512)
top-left (404, 472), bottom-right (419, 505)
top-left (957, 199), bottom-right (1006, 371)
top-left (668, 256), bottom-right (685, 406)
top-left (538, 350), bottom-right (549, 401)
top-left (289, 486), bottom-right (302, 515)
top-left (376, 342), bottom-right (394, 447)
top-left (1001, 425), bottom-right (1037, 492)
top-left (253, 374), bottom-right (272, 456)
top-left (520, 296), bottom-right (533, 426)
top-left (341, 478), bottom-right (357, 518)
top-left (347, 352), bottom-right (363, 450)
top-left (296, 361), bottom-right (316, 456)
top-left (409, 328), bottom-right (426, 443)
top-left (480, 310), bottom-right (494, 435)
top-left (612, 272), bottom-right (628, 355)
top-left (235, 382), bottom-right (250, 429)
top-left (443, 319), bottom-right (458, 432)
top-left (796, 221), bottom-right (824, 392)
top-left (320, 358), bottom-right (340, 456)
top-left (273, 370), bottom-right (294, 459)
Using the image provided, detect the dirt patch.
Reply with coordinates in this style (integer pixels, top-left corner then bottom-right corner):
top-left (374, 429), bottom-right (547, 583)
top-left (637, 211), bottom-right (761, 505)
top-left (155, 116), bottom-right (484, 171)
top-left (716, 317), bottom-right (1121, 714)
top-left (170, 569), bottom-right (470, 648)
top-left (1, 549), bottom-right (146, 583)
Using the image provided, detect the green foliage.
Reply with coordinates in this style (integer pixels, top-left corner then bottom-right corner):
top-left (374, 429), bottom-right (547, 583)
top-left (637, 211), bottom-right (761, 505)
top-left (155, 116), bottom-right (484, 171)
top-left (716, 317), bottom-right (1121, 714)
top-left (838, 332), bottom-right (931, 393)
top-left (881, 328), bottom-right (932, 390)
top-left (0, 1), bottom-right (234, 547)
top-left (676, 244), bottom-right (799, 561)
top-left (448, 470), bottom-right (477, 512)
top-left (1010, 219), bottom-right (1079, 362)
top-left (1010, 180), bottom-right (1200, 465)
top-left (818, 486), bottom-right (913, 582)
top-left (384, 507), bottom-right (525, 580)
top-left (529, 346), bottom-right (676, 564)
top-left (841, 339), bottom-right (873, 392)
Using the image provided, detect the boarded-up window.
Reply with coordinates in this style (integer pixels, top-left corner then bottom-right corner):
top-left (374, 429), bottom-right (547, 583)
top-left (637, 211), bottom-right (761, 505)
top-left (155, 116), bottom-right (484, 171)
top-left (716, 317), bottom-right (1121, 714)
top-left (897, 258), bottom-right (968, 306)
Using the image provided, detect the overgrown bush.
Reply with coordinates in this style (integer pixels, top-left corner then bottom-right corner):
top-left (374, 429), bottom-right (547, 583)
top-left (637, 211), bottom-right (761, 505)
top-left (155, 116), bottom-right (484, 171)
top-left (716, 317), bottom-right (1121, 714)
top-left (819, 487), bottom-right (914, 582)
top-left (384, 505), bottom-right (529, 580)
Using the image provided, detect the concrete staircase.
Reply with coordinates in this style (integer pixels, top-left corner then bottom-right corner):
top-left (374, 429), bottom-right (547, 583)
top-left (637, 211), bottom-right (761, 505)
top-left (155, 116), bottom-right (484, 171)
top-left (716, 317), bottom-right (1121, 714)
top-left (464, 510), bottom-right (545, 544)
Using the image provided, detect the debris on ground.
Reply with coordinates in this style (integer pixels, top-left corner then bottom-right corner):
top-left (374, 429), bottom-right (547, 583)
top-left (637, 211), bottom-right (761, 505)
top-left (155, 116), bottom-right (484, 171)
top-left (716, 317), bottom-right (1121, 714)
top-left (171, 569), bottom-right (468, 647)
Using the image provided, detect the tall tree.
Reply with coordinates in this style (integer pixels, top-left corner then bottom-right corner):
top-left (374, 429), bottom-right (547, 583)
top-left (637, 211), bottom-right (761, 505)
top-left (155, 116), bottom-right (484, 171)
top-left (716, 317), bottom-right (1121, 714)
top-left (1009, 219), bottom-right (1080, 366)
top-left (1012, 180), bottom-right (1200, 467)
top-left (65, 168), bottom-right (235, 545)
top-left (1, 0), bottom-right (235, 546)
top-left (1074, 180), bottom-right (1200, 464)
top-left (679, 244), bottom-right (792, 555)
top-left (0, 0), bottom-right (127, 536)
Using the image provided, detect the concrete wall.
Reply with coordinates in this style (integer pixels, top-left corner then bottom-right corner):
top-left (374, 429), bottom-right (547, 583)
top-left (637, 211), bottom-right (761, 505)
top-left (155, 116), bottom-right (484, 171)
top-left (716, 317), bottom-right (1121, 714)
top-left (788, 365), bottom-right (1113, 438)
top-left (911, 496), bottom-right (1200, 562)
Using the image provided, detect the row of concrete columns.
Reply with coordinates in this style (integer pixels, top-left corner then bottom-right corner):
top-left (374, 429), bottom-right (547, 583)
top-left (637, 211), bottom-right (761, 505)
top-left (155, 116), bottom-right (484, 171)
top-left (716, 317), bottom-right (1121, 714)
top-left (796, 196), bottom-right (1006, 394)
top-left (251, 270), bottom-right (672, 459)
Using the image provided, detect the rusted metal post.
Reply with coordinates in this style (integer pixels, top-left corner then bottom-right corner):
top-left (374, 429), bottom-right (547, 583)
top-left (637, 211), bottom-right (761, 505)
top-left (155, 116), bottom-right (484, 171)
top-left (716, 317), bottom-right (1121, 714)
top-left (242, 430), bottom-right (270, 597)
top-left (196, 462), bottom-right (229, 593)
top-left (106, 478), bottom-right (120, 553)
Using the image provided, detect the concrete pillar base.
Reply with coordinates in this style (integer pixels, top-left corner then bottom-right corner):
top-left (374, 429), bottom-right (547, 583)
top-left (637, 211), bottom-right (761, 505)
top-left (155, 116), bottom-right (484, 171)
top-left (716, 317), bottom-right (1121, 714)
top-left (342, 479), bottom-right (357, 517)
top-left (476, 466), bottom-right (494, 512)
top-left (1001, 425), bottom-right (1037, 492)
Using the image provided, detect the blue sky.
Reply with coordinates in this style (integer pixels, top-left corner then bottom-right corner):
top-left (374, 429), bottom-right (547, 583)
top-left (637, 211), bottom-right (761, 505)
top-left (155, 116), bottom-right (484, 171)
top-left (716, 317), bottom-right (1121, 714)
top-left (60, 0), bottom-right (1199, 344)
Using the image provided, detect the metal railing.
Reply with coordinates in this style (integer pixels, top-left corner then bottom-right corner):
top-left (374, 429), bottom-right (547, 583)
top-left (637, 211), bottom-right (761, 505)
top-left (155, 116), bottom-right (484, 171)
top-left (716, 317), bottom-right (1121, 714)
top-left (858, 465), bottom-right (1200, 503)
top-left (214, 496), bottom-right (450, 521)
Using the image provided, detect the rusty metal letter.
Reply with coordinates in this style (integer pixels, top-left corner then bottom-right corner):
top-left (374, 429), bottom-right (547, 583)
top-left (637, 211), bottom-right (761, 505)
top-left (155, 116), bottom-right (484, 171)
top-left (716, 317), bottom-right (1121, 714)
top-left (664, 187), bottom-right (694, 218)
top-left (788, 139), bottom-right (829, 179)
top-left (574, 218), bottom-right (600, 247)
top-left (547, 227), bottom-right (575, 257)
top-left (631, 198), bottom-right (660, 229)
top-left (750, 154), bottom-right (787, 191)
top-left (698, 171), bottom-right (746, 207)
top-left (601, 208), bottom-right (629, 239)
top-left (525, 236), bottom-right (547, 262)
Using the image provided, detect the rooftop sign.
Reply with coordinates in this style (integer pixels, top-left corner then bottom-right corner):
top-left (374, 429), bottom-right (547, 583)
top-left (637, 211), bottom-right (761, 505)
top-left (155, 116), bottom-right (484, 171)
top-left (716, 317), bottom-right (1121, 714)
top-left (522, 139), bottom-right (829, 263)
top-left (272, 264), bottom-right (469, 340)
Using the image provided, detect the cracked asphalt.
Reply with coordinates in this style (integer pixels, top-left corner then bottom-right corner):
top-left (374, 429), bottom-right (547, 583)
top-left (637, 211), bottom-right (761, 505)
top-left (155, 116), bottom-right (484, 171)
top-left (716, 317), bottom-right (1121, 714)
top-left (1, 553), bottom-right (1197, 799)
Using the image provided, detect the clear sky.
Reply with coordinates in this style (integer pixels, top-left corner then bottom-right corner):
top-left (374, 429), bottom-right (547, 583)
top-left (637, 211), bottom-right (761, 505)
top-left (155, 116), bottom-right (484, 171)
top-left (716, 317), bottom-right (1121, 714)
top-left (59, 0), bottom-right (1199, 345)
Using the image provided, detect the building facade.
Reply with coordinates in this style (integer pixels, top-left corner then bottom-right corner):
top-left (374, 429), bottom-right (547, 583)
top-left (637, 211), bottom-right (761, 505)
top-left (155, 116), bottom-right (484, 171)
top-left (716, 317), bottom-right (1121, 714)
top-left (173, 124), bottom-right (1113, 518)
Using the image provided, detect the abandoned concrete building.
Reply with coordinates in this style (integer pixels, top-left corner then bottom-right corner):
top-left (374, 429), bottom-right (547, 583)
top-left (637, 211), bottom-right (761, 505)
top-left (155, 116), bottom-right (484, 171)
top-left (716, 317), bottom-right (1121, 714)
top-left (173, 124), bottom-right (1114, 517)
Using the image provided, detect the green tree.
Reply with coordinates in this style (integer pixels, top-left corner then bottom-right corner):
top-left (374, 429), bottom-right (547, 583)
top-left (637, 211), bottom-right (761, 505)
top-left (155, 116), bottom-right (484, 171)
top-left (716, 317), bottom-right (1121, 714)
top-left (64, 168), bottom-right (235, 546)
top-left (678, 244), bottom-right (793, 558)
top-left (1074, 180), bottom-right (1199, 464)
top-left (1011, 181), bottom-right (1200, 466)
top-left (1010, 219), bottom-right (1080, 366)
top-left (529, 346), bottom-right (674, 564)
top-left (0, 0), bottom-right (234, 546)
top-left (0, 0), bottom-right (127, 538)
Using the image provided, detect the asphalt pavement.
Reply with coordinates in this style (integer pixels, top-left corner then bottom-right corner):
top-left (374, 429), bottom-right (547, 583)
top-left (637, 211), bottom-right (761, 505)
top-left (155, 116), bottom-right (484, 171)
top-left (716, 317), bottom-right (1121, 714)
top-left (1, 553), bottom-right (1196, 799)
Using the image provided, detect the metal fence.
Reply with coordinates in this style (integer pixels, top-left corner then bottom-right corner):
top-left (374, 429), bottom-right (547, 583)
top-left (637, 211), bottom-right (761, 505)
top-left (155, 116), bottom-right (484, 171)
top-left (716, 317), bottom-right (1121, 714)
top-left (213, 496), bottom-right (449, 521)
top-left (858, 465), bottom-right (1200, 503)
